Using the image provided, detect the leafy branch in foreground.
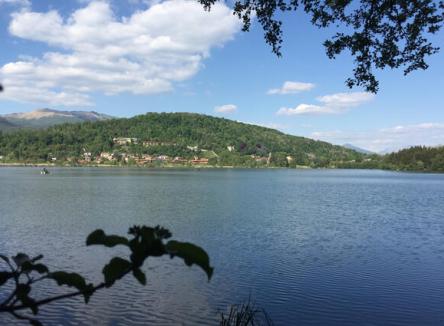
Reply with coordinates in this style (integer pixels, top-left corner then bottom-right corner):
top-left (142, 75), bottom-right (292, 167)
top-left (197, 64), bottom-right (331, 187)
top-left (0, 225), bottom-right (213, 325)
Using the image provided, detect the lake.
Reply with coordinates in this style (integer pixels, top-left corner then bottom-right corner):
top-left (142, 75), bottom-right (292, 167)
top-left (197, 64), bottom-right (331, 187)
top-left (1, 168), bottom-right (444, 325)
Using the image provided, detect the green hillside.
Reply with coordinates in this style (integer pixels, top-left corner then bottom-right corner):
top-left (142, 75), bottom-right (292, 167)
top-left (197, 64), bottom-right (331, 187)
top-left (337, 145), bottom-right (444, 172)
top-left (384, 146), bottom-right (444, 172)
top-left (0, 112), bottom-right (363, 167)
top-left (0, 117), bottom-right (17, 132)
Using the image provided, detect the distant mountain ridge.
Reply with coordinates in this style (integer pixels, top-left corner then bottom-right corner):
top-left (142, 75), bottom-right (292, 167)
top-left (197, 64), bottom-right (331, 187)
top-left (343, 143), bottom-right (374, 154)
top-left (0, 108), bottom-right (114, 130)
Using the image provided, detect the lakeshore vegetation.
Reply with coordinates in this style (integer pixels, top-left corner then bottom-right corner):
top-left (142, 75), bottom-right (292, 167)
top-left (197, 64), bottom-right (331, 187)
top-left (0, 112), bottom-right (442, 172)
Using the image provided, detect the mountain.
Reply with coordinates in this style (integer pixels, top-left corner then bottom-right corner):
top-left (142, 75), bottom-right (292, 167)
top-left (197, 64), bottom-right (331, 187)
top-left (0, 112), bottom-right (363, 167)
top-left (0, 109), bottom-right (114, 130)
top-left (343, 143), bottom-right (374, 154)
top-left (0, 117), bottom-right (18, 132)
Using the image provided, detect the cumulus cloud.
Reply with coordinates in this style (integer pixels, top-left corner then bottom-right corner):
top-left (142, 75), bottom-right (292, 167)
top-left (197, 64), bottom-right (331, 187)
top-left (267, 81), bottom-right (315, 95)
top-left (214, 104), bottom-right (237, 113)
top-left (0, 0), bottom-right (241, 106)
top-left (310, 123), bottom-right (444, 153)
top-left (276, 92), bottom-right (374, 116)
top-left (277, 104), bottom-right (324, 115)
top-left (317, 92), bottom-right (374, 108)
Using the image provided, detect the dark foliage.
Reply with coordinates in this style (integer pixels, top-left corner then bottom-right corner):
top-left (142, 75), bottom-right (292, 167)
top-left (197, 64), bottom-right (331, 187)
top-left (199, 0), bottom-right (444, 92)
top-left (0, 225), bottom-right (213, 325)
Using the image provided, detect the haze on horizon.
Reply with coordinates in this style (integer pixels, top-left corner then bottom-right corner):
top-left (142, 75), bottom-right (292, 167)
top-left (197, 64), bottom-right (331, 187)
top-left (0, 0), bottom-right (443, 152)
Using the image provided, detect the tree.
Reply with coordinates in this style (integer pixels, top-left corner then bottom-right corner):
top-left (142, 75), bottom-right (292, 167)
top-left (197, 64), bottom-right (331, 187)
top-left (0, 225), bottom-right (213, 325)
top-left (198, 0), bottom-right (443, 92)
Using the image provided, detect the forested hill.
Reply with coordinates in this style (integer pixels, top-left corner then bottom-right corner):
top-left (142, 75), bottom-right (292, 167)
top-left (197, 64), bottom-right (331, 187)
top-left (336, 145), bottom-right (444, 172)
top-left (384, 146), bottom-right (444, 172)
top-left (0, 112), bottom-right (363, 167)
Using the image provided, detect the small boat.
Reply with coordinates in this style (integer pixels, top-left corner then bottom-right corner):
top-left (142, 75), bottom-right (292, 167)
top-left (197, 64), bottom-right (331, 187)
top-left (40, 168), bottom-right (50, 175)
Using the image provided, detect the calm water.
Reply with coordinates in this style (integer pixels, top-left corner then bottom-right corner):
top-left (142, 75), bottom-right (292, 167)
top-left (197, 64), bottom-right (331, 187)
top-left (1, 168), bottom-right (444, 325)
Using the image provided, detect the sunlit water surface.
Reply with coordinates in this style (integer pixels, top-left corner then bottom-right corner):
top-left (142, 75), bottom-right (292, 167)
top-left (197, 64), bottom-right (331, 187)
top-left (1, 168), bottom-right (444, 325)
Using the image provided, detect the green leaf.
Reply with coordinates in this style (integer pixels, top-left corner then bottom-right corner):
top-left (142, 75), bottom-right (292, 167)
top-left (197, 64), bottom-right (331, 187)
top-left (132, 268), bottom-right (146, 286)
top-left (50, 271), bottom-right (87, 290)
top-left (102, 257), bottom-right (132, 287)
top-left (50, 271), bottom-right (93, 303)
top-left (129, 240), bottom-right (146, 267)
top-left (0, 271), bottom-right (12, 286)
top-left (32, 263), bottom-right (49, 274)
top-left (22, 262), bottom-right (49, 274)
top-left (166, 241), bottom-right (214, 280)
top-left (13, 253), bottom-right (30, 267)
top-left (82, 284), bottom-right (95, 304)
top-left (86, 229), bottom-right (129, 247)
top-left (16, 284), bottom-right (38, 315)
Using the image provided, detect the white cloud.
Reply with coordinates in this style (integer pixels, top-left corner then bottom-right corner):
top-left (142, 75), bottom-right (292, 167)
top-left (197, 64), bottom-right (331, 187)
top-left (310, 123), bottom-right (444, 153)
top-left (317, 92), bottom-right (374, 108)
top-left (276, 92), bottom-right (374, 116)
top-left (277, 104), bottom-right (325, 115)
top-left (267, 81), bottom-right (315, 95)
top-left (214, 104), bottom-right (237, 113)
top-left (0, 0), bottom-right (241, 106)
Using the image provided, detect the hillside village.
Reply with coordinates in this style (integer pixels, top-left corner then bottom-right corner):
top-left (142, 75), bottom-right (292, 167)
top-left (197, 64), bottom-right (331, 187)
top-left (51, 137), bottom-right (279, 167)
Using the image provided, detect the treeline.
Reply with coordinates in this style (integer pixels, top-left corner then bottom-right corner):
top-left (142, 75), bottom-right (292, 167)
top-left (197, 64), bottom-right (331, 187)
top-left (0, 112), bottom-right (362, 167)
top-left (384, 146), bottom-right (444, 172)
top-left (338, 146), bottom-right (444, 172)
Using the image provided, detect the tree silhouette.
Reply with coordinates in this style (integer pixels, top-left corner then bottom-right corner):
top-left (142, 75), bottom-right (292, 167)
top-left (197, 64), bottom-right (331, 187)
top-left (198, 0), bottom-right (443, 92)
top-left (0, 226), bottom-right (213, 325)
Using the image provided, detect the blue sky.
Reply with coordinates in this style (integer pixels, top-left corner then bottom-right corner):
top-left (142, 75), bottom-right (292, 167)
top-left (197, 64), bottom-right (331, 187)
top-left (0, 0), bottom-right (443, 152)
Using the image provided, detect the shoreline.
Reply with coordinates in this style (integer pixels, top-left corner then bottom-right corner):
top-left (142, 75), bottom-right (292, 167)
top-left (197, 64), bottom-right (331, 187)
top-left (0, 162), bottom-right (288, 169)
top-left (0, 162), bottom-right (442, 173)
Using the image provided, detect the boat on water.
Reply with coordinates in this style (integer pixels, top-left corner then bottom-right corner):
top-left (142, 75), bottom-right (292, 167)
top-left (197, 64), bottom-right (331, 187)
top-left (40, 168), bottom-right (50, 175)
